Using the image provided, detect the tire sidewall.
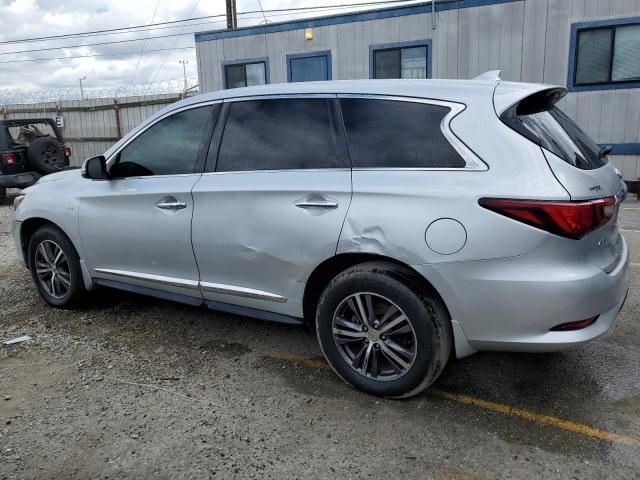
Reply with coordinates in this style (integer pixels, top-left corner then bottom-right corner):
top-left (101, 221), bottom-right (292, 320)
top-left (28, 226), bottom-right (83, 307)
top-left (27, 136), bottom-right (64, 175)
top-left (316, 269), bottom-right (442, 398)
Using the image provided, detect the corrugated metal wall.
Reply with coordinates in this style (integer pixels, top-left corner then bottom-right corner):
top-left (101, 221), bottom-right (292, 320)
top-left (195, 0), bottom-right (640, 180)
top-left (1, 93), bottom-right (184, 166)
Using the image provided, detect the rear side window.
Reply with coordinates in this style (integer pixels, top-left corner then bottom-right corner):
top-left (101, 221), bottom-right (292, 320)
top-left (340, 98), bottom-right (465, 168)
top-left (501, 100), bottom-right (606, 170)
top-left (216, 98), bottom-right (340, 172)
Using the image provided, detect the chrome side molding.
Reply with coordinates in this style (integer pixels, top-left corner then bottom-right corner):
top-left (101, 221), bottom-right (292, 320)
top-left (93, 268), bottom-right (287, 303)
top-left (200, 281), bottom-right (287, 303)
top-left (94, 268), bottom-right (199, 288)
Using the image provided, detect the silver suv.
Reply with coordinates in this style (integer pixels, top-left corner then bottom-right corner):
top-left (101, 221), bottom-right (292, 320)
top-left (12, 77), bottom-right (629, 398)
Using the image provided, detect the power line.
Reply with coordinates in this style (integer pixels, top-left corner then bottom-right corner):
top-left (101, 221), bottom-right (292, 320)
top-left (129, 0), bottom-right (162, 85)
top-left (150, 0), bottom-right (202, 82)
top-left (0, 0), bottom-right (421, 46)
top-left (0, 46), bottom-right (195, 65)
top-left (0, 1), bottom-right (420, 58)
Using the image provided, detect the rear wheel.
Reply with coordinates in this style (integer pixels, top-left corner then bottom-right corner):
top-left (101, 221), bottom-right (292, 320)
top-left (28, 225), bottom-right (84, 307)
top-left (316, 262), bottom-right (451, 398)
top-left (0, 187), bottom-right (6, 205)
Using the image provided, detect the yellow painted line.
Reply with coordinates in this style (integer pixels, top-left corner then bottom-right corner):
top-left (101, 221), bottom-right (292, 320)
top-left (432, 390), bottom-right (640, 448)
top-left (631, 262), bottom-right (640, 268)
top-left (263, 349), bottom-right (640, 448)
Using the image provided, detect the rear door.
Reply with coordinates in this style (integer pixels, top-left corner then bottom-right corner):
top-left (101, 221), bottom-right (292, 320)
top-left (191, 96), bottom-right (351, 318)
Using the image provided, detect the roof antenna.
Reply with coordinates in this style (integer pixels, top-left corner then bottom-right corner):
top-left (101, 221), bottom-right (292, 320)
top-left (473, 70), bottom-right (502, 81)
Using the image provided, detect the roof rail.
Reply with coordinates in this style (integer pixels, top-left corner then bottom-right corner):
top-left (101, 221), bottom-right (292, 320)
top-left (472, 70), bottom-right (502, 81)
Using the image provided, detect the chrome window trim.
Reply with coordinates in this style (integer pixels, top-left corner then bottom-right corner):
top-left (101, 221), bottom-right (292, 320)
top-left (201, 168), bottom-right (351, 176)
top-left (222, 93), bottom-right (337, 102)
top-left (94, 268), bottom-right (200, 289)
top-left (337, 93), bottom-right (488, 171)
top-left (105, 100), bottom-right (223, 167)
top-left (200, 281), bottom-right (287, 303)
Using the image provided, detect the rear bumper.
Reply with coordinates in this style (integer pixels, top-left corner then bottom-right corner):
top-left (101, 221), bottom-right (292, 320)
top-left (412, 236), bottom-right (630, 357)
top-left (0, 172), bottom-right (40, 188)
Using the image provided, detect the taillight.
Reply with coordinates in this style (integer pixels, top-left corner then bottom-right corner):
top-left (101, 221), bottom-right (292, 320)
top-left (63, 146), bottom-right (71, 157)
top-left (479, 196), bottom-right (617, 239)
top-left (2, 153), bottom-right (16, 166)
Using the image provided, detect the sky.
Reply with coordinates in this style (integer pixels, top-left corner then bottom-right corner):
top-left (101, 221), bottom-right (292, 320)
top-left (0, 0), bottom-right (422, 94)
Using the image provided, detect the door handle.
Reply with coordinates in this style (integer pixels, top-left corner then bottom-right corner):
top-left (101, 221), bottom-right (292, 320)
top-left (155, 198), bottom-right (187, 210)
top-left (294, 198), bottom-right (339, 209)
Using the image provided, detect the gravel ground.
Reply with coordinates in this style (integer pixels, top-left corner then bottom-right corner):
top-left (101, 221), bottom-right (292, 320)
top-left (1, 190), bottom-right (639, 479)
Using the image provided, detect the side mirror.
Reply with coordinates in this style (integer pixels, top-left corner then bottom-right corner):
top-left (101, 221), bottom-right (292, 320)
top-left (82, 155), bottom-right (108, 180)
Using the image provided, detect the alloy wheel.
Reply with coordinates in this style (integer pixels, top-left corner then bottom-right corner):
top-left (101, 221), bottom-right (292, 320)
top-left (332, 292), bottom-right (417, 381)
top-left (34, 240), bottom-right (71, 299)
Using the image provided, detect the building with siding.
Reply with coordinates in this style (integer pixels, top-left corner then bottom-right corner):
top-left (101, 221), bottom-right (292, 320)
top-left (194, 0), bottom-right (640, 180)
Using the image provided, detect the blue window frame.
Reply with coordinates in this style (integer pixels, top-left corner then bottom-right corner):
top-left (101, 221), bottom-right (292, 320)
top-left (369, 40), bottom-right (432, 79)
top-left (568, 17), bottom-right (640, 92)
top-left (221, 56), bottom-right (270, 89)
top-left (286, 50), bottom-right (332, 83)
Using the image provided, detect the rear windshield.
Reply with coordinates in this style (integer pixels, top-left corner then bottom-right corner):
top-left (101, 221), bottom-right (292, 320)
top-left (501, 104), bottom-right (607, 170)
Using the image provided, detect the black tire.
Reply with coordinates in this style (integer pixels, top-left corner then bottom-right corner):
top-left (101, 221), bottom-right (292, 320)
top-left (316, 262), bottom-right (452, 398)
top-left (28, 225), bottom-right (84, 308)
top-left (26, 136), bottom-right (65, 175)
top-left (0, 187), bottom-right (6, 205)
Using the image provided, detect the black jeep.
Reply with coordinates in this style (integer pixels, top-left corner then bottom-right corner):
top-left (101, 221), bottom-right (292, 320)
top-left (0, 118), bottom-right (71, 204)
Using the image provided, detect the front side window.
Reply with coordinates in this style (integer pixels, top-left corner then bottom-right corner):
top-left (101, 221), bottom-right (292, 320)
top-left (373, 45), bottom-right (428, 79)
top-left (113, 105), bottom-right (214, 177)
top-left (224, 62), bottom-right (267, 89)
top-left (216, 98), bottom-right (340, 172)
top-left (340, 98), bottom-right (465, 168)
top-left (575, 23), bottom-right (640, 86)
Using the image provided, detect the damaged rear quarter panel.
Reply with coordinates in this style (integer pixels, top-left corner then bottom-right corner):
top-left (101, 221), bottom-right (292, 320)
top-left (337, 169), bottom-right (549, 266)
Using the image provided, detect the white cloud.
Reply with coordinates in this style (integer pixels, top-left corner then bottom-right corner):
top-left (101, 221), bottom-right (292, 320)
top-left (0, 0), bottom-right (423, 94)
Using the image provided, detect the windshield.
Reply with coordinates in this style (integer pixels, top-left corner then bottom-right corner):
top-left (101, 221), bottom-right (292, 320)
top-left (501, 104), bottom-right (607, 170)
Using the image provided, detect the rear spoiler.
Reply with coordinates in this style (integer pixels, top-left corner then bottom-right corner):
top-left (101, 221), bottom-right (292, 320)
top-left (493, 81), bottom-right (567, 117)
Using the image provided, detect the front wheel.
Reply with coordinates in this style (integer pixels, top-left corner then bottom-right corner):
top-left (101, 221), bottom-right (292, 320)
top-left (316, 262), bottom-right (452, 398)
top-left (28, 225), bottom-right (84, 307)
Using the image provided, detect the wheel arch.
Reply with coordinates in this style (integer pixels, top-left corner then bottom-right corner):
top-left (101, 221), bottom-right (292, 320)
top-left (19, 216), bottom-right (93, 290)
top-left (303, 252), bottom-right (451, 329)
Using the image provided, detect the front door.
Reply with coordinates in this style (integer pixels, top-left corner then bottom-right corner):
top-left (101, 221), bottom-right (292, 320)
top-left (288, 51), bottom-right (332, 82)
top-left (191, 97), bottom-right (351, 318)
top-left (79, 104), bottom-right (217, 299)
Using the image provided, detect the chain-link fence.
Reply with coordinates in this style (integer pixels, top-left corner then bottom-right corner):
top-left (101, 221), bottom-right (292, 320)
top-left (0, 79), bottom-right (199, 165)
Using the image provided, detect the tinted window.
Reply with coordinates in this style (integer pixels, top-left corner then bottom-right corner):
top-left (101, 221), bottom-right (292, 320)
top-left (225, 62), bottom-right (266, 89)
top-left (216, 98), bottom-right (339, 171)
top-left (501, 103), bottom-right (606, 170)
top-left (340, 98), bottom-right (465, 168)
top-left (373, 45), bottom-right (428, 79)
top-left (575, 23), bottom-right (640, 85)
top-left (114, 105), bottom-right (213, 177)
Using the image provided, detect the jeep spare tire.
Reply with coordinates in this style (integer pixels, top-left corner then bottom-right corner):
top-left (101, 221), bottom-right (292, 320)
top-left (27, 136), bottom-right (65, 175)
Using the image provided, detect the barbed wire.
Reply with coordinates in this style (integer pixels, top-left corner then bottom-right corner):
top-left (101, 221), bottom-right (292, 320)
top-left (0, 77), bottom-right (199, 106)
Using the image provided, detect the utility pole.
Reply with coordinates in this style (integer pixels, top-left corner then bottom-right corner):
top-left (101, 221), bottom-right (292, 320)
top-left (226, 0), bottom-right (237, 29)
top-left (178, 60), bottom-right (188, 92)
top-left (79, 76), bottom-right (87, 100)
